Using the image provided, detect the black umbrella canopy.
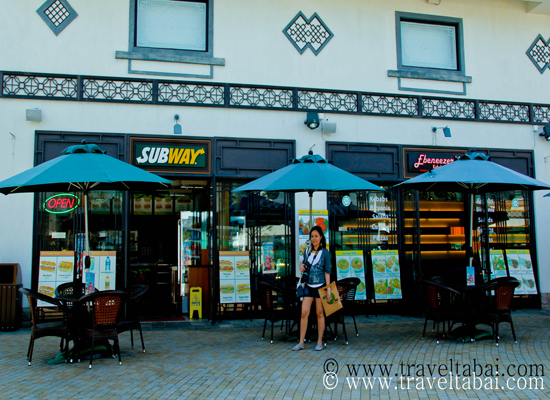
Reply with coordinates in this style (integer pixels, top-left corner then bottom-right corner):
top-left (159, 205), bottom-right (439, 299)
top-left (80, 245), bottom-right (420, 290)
top-left (393, 151), bottom-right (550, 269)
top-left (0, 141), bottom-right (172, 194)
top-left (394, 152), bottom-right (550, 194)
top-left (0, 141), bottom-right (172, 260)
top-left (233, 150), bottom-right (385, 229)
top-left (233, 151), bottom-right (385, 194)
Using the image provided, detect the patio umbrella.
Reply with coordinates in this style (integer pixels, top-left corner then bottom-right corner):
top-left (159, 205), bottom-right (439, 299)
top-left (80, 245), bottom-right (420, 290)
top-left (232, 150), bottom-right (385, 227)
top-left (393, 151), bottom-right (550, 266)
top-left (0, 141), bottom-right (172, 259)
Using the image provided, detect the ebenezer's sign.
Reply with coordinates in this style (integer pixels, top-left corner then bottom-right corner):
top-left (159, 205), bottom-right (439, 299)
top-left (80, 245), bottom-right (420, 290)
top-left (403, 148), bottom-right (466, 178)
top-left (130, 138), bottom-right (211, 174)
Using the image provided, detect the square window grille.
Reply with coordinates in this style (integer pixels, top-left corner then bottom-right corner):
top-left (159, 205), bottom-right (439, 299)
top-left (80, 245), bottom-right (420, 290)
top-left (37, 0), bottom-right (78, 36)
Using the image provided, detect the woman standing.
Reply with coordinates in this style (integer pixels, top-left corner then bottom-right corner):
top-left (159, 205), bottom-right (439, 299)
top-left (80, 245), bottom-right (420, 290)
top-left (292, 225), bottom-right (331, 351)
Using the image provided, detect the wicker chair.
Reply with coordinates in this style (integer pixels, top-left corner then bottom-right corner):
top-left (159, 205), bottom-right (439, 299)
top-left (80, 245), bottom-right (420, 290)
top-left (421, 280), bottom-right (461, 344)
top-left (484, 278), bottom-right (520, 346)
top-left (337, 277), bottom-right (361, 337)
top-left (74, 290), bottom-right (128, 368)
top-left (258, 281), bottom-right (298, 343)
top-left (117, 284), bottom-right (149, 353)
top-left (55, 282), bottom-right (87, 343)
top-left (19, 288), bottom-right (70, 366)
top-left (325, 279), bottom-right (356, 345)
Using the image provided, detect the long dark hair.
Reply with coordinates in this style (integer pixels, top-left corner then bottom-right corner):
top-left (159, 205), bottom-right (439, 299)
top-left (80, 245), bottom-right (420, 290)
top-left (309, 225), bottom-right (327, 249)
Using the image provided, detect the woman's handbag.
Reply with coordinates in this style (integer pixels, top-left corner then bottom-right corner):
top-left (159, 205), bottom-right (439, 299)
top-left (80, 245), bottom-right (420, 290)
top-left (296, 283), bottom-right (305, 298)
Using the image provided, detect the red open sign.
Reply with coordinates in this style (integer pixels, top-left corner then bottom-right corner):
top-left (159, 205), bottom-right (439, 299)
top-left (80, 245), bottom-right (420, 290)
top-left (43, 193), bottom-right (80, 214)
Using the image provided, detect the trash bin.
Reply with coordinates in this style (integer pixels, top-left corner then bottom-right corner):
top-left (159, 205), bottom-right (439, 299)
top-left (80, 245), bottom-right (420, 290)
top-left (0, 263), bottom-right (22, 331)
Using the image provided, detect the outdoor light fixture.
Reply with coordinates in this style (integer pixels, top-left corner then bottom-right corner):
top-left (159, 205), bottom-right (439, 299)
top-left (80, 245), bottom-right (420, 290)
top-left (26, 109), bottom-right (42, 122)
top-left (539, 125), bottom-right (550, 141)
top-left (304, 111), bottom-right (320, 130)
top-left (174, 114), bottom-right (182, 134)
top-left (432, 126), bottom-right (451, 137)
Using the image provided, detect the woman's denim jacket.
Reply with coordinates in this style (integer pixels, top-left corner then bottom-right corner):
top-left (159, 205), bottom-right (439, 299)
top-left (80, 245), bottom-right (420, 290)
top-left (302, 247), bottom-right (331, 286)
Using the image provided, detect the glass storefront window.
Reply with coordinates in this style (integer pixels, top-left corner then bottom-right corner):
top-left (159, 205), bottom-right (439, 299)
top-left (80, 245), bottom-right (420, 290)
top-left (38, 191), bottom-right (123, 253)
top-left (403, 190), bottom-right (466, 281)
top-left (216, 182), bottom-right (292, 280)
top-left (475, 190), bottom-right (531, 272)
top-left (37, 191), bottom-right (124, 290)
top-left (329, 189), bottom-right (397, 253)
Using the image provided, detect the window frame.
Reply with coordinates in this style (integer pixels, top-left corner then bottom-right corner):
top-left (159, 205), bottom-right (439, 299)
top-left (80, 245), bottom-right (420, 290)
top-left (391, 11), bottom-right (470, 83)
top-left (118, 0), bottom-right (221, 65)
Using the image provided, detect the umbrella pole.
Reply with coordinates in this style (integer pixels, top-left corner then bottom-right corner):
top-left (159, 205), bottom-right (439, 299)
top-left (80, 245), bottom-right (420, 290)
top-left (469, 193), bottom-right (474, 268)
top-left (309, 191), bottom-right (313, 230)
top-left (84, 191), bottom-right (90, 269)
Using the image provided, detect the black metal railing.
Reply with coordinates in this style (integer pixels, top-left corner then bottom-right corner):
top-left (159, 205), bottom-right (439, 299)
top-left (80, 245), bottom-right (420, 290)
top-left (2, 71), bottom-right (550, 124)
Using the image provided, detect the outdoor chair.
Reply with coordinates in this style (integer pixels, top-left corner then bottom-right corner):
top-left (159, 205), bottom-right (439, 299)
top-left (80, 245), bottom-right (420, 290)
top-left (19, 288), bottom-right (70, 366)
top-left (55, 281), bottom-right (86, 298)
top-left (117, 284), bottom-right (149, 353)
top-left (55, 282), bottom-right (86, 318)
top-left (74, 290), bottom-right (128, 368)
top-left (484, 278), bottom-right (520, 346)
top-left (421, 280), bottom-right (462, 344)
top-left (259, 281), bottom-right (298, 343)
top-left (325, 279), bottom-right (356, 345)
top-left (336, 277), bottom-right (361, 337)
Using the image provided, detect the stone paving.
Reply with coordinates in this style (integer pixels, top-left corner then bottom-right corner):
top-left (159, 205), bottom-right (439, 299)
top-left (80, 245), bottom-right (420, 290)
top-left (1, 310), bottom-right (549, 399)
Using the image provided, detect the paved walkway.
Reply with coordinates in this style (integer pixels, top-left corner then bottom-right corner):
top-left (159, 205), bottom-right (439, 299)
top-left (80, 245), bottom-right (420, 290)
top-left (1, 310), bottom-right (549, 399)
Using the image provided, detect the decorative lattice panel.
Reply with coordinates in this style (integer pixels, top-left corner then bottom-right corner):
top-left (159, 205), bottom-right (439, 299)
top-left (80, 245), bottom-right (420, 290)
top-left (3, 70), bottom-right (550, 126)
top-left (479, 102), bottom-right (530, 122)
top-left (363, 95), bottom-right (418, 116)
top-left (283, 12), bottom-right (334, 56)
top-left (36, 0), bottom-right (78, 36)
top-left (158, 83), bottom-right (225, 105)
top-left (230, 87), bottom-right (293, 109)
top-left (422, 99), bottom-right (476, 119)
top-left (298, 90), bottom-right (357, 112)
top-left (534, 105), bottom-right (550, 124)
top-left (2, 74), bottom-right (78, 98)
top-left (527, 34), bottom-right (550, 74)
top-left (83, 79), bottom-right (153, 102)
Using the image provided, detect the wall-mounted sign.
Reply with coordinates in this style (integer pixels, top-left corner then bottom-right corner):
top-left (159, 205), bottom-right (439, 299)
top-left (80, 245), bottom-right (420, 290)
top-left (130, 137), bottom-right (211, 174)
top-left (43, 193), bottom-right (80, 214)
top-left (403, 148), bottom-right (466, 178)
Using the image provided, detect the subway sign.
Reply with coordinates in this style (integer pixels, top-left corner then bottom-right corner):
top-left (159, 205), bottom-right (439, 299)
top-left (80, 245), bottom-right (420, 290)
top-left (131, 138), bottom-right (211, 174)
top-left (44, 193), bottom-right (80, 214)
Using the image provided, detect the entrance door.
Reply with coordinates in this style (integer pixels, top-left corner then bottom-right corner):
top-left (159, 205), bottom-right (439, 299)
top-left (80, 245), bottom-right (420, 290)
top-left (129, 180), bottom-right (211, 319)
top-left (403, 190), bottom-right (467, 284)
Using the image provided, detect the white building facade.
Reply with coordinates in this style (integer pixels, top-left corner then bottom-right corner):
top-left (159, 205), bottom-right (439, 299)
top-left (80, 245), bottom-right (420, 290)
top-left (1, 0), bottom-right (550, 319)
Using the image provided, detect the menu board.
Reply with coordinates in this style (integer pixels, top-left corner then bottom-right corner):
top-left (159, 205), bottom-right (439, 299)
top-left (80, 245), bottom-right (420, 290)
top-left (38, 251), bottom-right (75, 307)
top-left (335, 251), bottom-right (367, 300)
top-left (488, 249), bottom-right (507, 280)
top-left (371, 250), bottom-right (402, 300)
top-left (298, 209), bottom-right (329, 261)
top-left (83, 251), bottom-right (117, 293)
top-left (219, 251), bottom-right (251, 304)
top-left (89, 191), bottom-right (112, 214)
top-left (133, 195), bottom-right (153, 215)
top-left (505, 249), bottom-right (537, 295)
top-left (154, 195), bottom-right (173, 215)
top-left (174, 195), bottom-right (192, 212)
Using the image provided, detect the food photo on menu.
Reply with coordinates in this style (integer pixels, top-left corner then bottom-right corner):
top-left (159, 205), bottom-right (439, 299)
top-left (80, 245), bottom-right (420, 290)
top-left (220, 259), bottom-right (235, 273)
top-left (337, 258), bottom-right (350, 273)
